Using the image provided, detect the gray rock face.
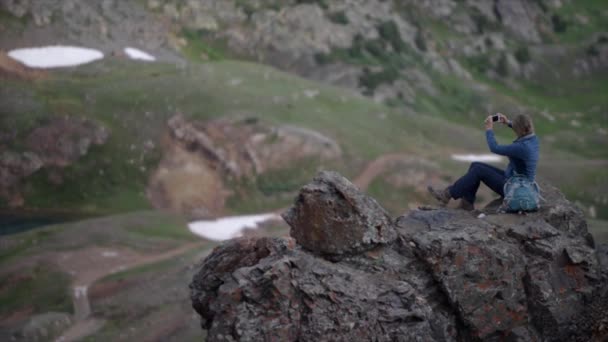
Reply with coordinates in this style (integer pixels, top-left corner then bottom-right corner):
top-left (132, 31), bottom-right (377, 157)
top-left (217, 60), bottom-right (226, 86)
top-left (0, 0), bottom-right (180, 62)
top-left (191, 171), bottom-right (606, 341)
top-left (494, 0), bottom-right (542, 43)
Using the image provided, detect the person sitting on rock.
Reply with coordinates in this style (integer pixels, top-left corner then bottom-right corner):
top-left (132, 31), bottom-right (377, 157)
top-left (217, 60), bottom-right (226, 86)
top-left (428, 113), bottom-right (539, 211)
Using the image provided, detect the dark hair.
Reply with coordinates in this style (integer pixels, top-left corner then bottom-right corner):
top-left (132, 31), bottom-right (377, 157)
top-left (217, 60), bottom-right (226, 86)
top-left (512, 114), bottom-right (534, 137)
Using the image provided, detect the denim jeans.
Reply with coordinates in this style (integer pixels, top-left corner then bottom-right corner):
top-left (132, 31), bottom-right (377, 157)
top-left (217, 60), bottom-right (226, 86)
top-left (449, 162), bottom-right (506, 204)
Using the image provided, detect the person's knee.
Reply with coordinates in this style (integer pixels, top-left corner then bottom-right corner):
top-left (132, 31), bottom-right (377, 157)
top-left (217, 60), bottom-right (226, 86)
top-left (469, 162), bottom-right (482, 171)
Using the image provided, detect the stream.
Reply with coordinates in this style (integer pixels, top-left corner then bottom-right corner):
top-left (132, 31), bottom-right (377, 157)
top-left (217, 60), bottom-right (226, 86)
top-left (0, 211), bottom-right (88, 236)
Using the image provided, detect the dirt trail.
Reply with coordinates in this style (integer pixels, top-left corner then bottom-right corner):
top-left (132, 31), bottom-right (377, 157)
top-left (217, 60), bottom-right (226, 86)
top-left (353, 153), bottom-right (413, 191)
top-left (54, 242), bottom-right (207, 342)
top-left (267, 153), bottom-right (420, 216)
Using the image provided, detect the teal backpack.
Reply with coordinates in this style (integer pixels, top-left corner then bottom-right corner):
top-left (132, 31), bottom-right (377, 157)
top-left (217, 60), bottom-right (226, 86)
top-left (502, 174), bottom-right (541, 213)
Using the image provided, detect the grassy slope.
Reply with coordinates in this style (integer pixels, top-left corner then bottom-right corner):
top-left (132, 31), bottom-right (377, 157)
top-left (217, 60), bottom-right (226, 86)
top-left (0, 211), bottom-right (206, 340)
top-left (0, 211), bottom-right (192, 267)
top-left (86, 247), bottom-right (207, 342)
top-left (2, 58), bottom-right (489, 216)
top-left (2, 53), bottom-right (606, 218)
top-left (551, 0), bottom-right (608, 44)
top-left (0, 265), bottom-right (71, 317)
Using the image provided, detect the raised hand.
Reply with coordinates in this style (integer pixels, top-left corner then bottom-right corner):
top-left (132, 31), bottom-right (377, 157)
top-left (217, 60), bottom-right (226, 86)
top-left (496, 113), bottom-right (509, 124)
top-left (485, 115), bottom-right (494, 130)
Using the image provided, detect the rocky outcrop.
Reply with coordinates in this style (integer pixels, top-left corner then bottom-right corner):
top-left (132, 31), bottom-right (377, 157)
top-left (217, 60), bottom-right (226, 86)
top-left (148, 115), bottom-right (342, 217)
top-left (0, 116), bottom-right (108, 207)
top-left (25, 116), bottom-right (109, 168)
top-left (166, 115), bottom-right (341, 178)
top-left (191, 171), bottom-right (606, 341)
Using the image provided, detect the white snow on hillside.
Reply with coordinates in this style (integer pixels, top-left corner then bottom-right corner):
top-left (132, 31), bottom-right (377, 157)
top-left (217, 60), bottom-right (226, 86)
top-left (451, 154), bottom-right (503, 163)
top-left (188, 213), bottom-right (281, 241)
top-left (124, 47), bottom-right (156, 62)
top-left (8, 46), bottom-right (104, 68)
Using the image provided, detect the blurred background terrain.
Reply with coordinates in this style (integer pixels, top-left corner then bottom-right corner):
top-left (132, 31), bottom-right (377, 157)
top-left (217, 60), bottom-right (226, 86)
top-left (0, 0), bottom-right (606, 340)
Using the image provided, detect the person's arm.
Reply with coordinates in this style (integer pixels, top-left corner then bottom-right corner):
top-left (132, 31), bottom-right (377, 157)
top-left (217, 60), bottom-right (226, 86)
top-left (486, 130), bottom-right (525, 157)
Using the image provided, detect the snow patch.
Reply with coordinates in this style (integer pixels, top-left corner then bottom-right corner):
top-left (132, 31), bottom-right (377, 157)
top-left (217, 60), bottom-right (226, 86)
top-left (8, 46), bottom-right (103, 68)
top-left (540, 110), bottom-right (556, 122)
top-left (451, 154), bottom-right (503, 163)
top-left (188, 213), bottom-right (281, 241)
top-left (228, 78), bottom-right (243, 86)
top-left (589, 206), bottom-right (597, 219)
top-left (74, 286), bottom-right (88, 298)
top-left (124, 47), bottom-right (156, 62)
top-left (303, 89), bottom-right (320, 98)
top-left (101, 251), bottom-right (118, 258)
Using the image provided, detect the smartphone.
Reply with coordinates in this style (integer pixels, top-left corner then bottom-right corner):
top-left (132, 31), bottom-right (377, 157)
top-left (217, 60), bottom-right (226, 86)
top-left (492, 115), bottom-right (499, 122)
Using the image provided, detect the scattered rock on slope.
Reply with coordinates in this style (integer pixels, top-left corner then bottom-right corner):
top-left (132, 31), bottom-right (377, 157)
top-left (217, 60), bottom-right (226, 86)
top-left (191, 171), bottom-right (606, 341)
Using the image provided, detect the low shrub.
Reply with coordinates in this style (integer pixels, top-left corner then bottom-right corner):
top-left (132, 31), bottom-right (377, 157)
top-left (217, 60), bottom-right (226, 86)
top-left (415, 31), bottom-right (427, 52)
top-left (377, 21), bottom-right (407, 53)
top-left (552, 14), bottom-right (568, 33)
top-left (514, 46), bottom-right (531, 64)
top-left (328, 11), bottom-right (349, 25)
top-left (295, 0), bottom-right (328, 10)
top-left (496, 53), bottom-right (509, 77)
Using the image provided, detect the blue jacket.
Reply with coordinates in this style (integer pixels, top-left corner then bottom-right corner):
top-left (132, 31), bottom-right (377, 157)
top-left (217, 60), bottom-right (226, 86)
top-left (486, 130), bottom-right (539, 180)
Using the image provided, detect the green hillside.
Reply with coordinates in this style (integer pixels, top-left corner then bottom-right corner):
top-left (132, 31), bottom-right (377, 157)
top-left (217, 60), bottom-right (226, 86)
top-left (1, 60), bottom-right (477, 213)
top-left (2, 56), bottom-right (606, 218)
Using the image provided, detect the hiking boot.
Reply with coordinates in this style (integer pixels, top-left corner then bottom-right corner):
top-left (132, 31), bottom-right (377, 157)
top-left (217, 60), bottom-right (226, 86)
top-left (427, 186), bottom-right (451, 206)
top-left (457, 198), bottom-right (475, 211)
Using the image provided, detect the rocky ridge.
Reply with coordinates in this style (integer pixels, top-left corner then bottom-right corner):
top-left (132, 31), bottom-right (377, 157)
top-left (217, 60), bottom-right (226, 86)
top-left (190, 171), bottom-right (607, 341)
top-left (4, 0), bottom-right (606, 101)
top-left (138, 0), bottom-right (608, 97)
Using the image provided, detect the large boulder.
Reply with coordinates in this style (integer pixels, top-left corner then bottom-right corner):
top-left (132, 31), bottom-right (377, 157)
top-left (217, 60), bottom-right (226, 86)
top-left (282, 171), bottom-right (396, 259)
top-left (190, 171), bottom-right (607, 341)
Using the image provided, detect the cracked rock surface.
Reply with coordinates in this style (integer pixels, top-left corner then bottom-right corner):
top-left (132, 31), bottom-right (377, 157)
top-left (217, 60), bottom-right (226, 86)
top-left (190, 171), bottom-right (607, 341)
